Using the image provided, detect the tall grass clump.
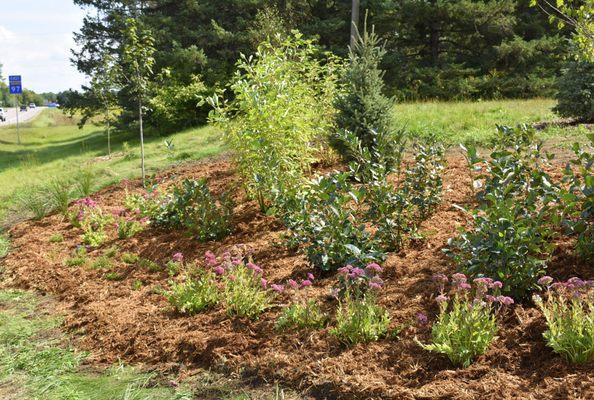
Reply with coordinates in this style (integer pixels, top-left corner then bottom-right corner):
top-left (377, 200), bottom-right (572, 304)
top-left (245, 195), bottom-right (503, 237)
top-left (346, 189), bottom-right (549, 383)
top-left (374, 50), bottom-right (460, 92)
top-left (46, 179), bottom-right (72, 215)
top-left (75, 168), bottom-right (95, 197)
top-left (0, 234), bottom-right (9, 258)
top-left (16, 187), bottom-right (48, 220)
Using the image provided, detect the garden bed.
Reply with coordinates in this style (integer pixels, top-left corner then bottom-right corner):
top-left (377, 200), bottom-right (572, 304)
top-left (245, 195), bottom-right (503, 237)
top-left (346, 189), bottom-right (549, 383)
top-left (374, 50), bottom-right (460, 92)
top-left (3, 153), bottom-right (592, 399)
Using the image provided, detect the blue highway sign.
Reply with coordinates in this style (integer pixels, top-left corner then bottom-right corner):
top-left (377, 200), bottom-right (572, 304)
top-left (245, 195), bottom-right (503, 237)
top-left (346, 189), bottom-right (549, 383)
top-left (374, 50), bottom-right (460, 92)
top-left (9, 75), bottom-right (22, 94)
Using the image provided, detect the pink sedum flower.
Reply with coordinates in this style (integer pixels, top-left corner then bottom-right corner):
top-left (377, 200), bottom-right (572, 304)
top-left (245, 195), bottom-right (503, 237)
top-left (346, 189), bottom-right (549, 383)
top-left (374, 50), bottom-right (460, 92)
top-left (270, 284), bottom-right (284, 293)
top-left (497, 296), bottom-right (514, 306)
top-left (172, 252), bottom-right (184, 263)
top-left (365, 263), bottom-right (383, 274)
top-left (307, 272), bottom-right (315, 281)
top-left (261, 278), bottom-right (268, 289)
top-left (287, 279), bottom-right (299, 290)
top-left (416, 312), bottom-right (428, 326)
top-left (537, 276), bottom-right (554, 286)
top-left (436, 294), bottom-right (449, 303)
top-left (214, 266), bottom-right (225, 275)
top-left (300, 279), bottom-right (313, 288)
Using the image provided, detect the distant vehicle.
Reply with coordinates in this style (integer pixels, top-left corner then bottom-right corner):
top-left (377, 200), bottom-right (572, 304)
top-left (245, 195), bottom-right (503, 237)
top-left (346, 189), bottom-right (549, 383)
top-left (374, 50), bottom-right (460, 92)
top-left (20, 105), bottom-right (28, 112)
top-left (48, 102), bottom-right (58, 108)
top-left (0, 108), bottom-right (5, 122)
top-left (29, 103), bottom-right (36, 109)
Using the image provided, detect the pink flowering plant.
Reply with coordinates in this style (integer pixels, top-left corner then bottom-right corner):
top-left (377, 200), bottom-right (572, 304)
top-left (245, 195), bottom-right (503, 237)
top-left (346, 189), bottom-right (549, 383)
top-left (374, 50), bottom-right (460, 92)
top-left (418, 273), bottom-right (514, 367)
top-left (165, 268), bottom-right (219, 315)
top-left (276, 273), bottom-right (328, 330)
top-left (166, 252), bottom-right (185, 276)
top-left (115, 212), bottom-right (148, 239)
top-left (533, 276), bottom-right (594, 364)
top-left (69, 198), bottom-right (113, 247)
top-left (335, 262), bottom-right (385, 299)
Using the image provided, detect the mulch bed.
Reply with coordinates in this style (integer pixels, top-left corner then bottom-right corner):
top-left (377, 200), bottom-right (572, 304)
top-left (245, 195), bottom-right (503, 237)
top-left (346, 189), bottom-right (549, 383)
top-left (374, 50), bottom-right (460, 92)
top-left (2, 152), bottom-right (593, 399)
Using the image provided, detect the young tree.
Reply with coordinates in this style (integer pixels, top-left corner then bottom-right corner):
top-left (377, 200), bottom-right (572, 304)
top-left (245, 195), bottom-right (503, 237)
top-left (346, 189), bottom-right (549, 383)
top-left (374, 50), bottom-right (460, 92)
top-left (89, 51), bottom-right (120, 157)
top-left (120, 17), bottom-right (155, 182)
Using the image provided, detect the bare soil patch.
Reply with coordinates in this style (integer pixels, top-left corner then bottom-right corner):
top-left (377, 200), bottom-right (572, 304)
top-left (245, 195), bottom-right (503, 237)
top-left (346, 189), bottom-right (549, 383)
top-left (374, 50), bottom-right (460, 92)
top-left (3, 154), bottom-right (593, 399)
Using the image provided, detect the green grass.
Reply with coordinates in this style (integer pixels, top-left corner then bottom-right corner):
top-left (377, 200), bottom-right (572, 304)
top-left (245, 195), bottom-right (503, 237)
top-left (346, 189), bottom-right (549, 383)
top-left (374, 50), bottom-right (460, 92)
top-left (0, 289), bottom-right (300, 400)
top-left (393, 98), bottom-right (586, 145)
top-left (0, 235), bottom-right (9, 258)
top-left (0, 109), bottom-right (223, 225)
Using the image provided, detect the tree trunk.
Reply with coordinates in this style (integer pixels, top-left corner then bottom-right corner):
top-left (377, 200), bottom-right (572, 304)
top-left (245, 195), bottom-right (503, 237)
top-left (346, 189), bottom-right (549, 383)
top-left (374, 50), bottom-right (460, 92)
top-left (350, 0), bottom-right (360, 48)
top-left (139, 98), bottom-right (145, 184)
top-left (105, 108), bottom-right (111, 157)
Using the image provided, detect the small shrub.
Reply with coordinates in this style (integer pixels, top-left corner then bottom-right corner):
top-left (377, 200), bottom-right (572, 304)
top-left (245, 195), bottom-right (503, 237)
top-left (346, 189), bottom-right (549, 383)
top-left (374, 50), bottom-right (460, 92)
top-left (49, 233), bottom-right (64, 243)
top-left (331, 293), bottom-right (391, 345)
top-left (223, 262), bottom-right (273, 319)
top-left (560, 138), bottom-right (594, 262)
top-left (289, 172), bottom-right (384, 271)
top-left (91, 256), bottom-right (112, 270)
top-left (166, 271), bottom-right (219, 315)
top-left (105, 272), bottom-right (123, 281)
top-left (155, 178), bottom-right (234, 241)
top-left (276, 299), bottom-right (328, 331)
top-left (46, 179), bottom-right (72, 215)
top-left (123, 190), bottom-right (163, 218)
top-left (533, 277), bottom-right (594, 364)
top-left (418, 273), bottom-right (513, 367)
top-left (65, 247), bottom-right (88, 267)
top-left (69, 198), bottom-right (113, 248)
top-left (166, 252), bottom-right (184, 277)
top-left (554, 61), bottom-right (594, 122)
top-left (121, 252), bottom-right (139, 264)
top-left (139, 258), bottom-right (161, 272)
top-left (115, 217), bottom-right (145, 239)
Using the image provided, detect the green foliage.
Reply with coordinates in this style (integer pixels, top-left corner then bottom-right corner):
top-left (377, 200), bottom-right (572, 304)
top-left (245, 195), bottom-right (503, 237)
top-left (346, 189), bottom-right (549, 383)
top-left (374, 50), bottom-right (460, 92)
top-left (560, 137), bottom-right (594, 261)
top-left (403, 138), bottom-right (446, 222)
top-left (74, 168), bottom-right (95, 197)
top-left (0, 234), bottom-right (9, 258)
top-left (332, 22), bottom-right (399, 168)
top-left (16, 187), bottom-right (49, 220)
top-left (449, 126), bottom-right (559, 298)
top-left (208, 33), bottom-right (340, 212)
top-left (419, 293), bottom-right (498, 368)
top-left (49, 233), bottom-right (64, 243)
top-left (65, 247), bottom-right (88, 267)
top-left (116, 217), bottom-right (144, 239)
top-left (330, 293), bottom-right (391, 345)
top-left (91, 255), bottom-right (112, 270)
top-left (276, 300), bottom-right (328, 331)
top-left (121, 252), bottom-right (139, 265)
top-left (533, 279), bottom-right (594, 364)
top-left (154, 178), bottom-right (234, 242)
top-left (554, 61), bottom-right (594, 122)
top-left (166, 272), bottom-right (219, 315)
top-left (223, 263), bottom-right (273, 320)
top-left (46, 179), bottom-right (72, 216)
top-left (289, 172), bottom-right (384, 271)
top-left (139, 258), bottom-right (161, 273)
top-left (80, 207), bottom-right (113, 248)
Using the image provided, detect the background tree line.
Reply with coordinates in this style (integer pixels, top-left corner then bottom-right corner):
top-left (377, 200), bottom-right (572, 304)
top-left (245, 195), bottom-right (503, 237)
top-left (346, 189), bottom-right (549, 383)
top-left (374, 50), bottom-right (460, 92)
top-left (0, 64), bottom-right (58, 107)
top-left (63, 0), bottom-right (576, 132)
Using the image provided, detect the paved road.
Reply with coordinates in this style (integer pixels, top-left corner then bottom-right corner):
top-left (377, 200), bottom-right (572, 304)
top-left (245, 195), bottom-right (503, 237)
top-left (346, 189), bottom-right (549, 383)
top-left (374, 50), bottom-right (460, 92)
top-left (0, 106), bottom-right (45, 127)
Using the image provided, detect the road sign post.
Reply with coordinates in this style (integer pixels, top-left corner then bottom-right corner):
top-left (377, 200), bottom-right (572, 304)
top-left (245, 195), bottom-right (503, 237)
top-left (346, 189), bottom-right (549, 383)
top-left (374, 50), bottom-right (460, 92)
top-left (9, 76), bottom-right (22, 145)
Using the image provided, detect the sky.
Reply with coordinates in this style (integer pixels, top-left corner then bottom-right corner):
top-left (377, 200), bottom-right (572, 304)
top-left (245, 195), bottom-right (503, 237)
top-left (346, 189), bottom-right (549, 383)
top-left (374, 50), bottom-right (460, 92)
top-left (0, 0), bottom-right (88, 93)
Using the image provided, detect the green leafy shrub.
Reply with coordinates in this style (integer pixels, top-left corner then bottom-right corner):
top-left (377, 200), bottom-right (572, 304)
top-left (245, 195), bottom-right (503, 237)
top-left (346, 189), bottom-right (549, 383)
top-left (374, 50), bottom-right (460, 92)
top-left (331, 293), bottom-right (391, 345)
top-left (560, 137), bottom-right (594, 262)
top-left (534, 277), bottom-right (594, 364)
top-left (154, 178), bottom-right (233, 241)
top-left (208, 32), bottom-right (340, 212)
top-left (223, 261), bottom-right (273, 320)
top-left (449, 127), bottom-right (559, 298)
top-left (403, 138), bottom-right (446, 222)
top-left (115, 217), bottom-right (145, 239)
top-left (418, 273), bottom-right (513, 367)
top-left (166, 271), bottom-right (219, 315)
top-left (276, 299), bottom-right (328, 331)
top-left (289, 172), bottom-right (384, 271)
top-left (554, 61), bottom-right (594, 122)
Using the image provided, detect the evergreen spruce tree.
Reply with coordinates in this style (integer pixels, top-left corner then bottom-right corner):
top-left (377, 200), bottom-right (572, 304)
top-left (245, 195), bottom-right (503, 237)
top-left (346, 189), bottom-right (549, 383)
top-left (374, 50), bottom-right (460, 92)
top-left (331, 20), bottom-right (402, 176)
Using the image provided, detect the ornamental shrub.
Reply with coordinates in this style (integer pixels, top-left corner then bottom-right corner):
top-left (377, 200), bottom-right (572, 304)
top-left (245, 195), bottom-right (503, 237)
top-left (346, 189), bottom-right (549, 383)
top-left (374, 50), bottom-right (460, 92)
top-left (534, 277), bottom-right (594, 364)
top-left (166, 270), bottom-right (219, 315)
top-left (223, 261), bottom-right (274, 320)
top-left (554, 61), bottom-right (594, 122)
top-left (331, 292), bottom-right (391, 345)
top-left (208, 32), bottom-right (340, 212)
top-left (418, 273), bottom-right (513, 367)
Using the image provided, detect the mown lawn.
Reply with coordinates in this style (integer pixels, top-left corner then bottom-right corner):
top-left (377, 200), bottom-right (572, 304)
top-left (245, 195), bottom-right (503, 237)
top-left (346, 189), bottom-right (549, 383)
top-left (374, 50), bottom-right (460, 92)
top-left (393, 98), bottom-right (587, 145)
top-left (0, 109), bottom-right (223, 225)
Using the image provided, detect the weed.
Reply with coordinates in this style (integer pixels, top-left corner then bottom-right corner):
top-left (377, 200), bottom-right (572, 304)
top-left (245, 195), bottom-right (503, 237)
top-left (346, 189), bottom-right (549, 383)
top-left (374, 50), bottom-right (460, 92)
top-left (121, 252), bottom-right (139, 264)
top-left (105, 272), bottom-right (124, 281)
top-left (49, 233), bottom-right (64, 243)
top-left (139, 258), bottom-right (161, 272)
top-left (91, 256), bottom-right (112, 270)
top-left (132, 280), bottom-right (143, 290)
top-left (65, 247), bottom-right (88, 267)
top-left (103, 245), bottom-right (119, 258)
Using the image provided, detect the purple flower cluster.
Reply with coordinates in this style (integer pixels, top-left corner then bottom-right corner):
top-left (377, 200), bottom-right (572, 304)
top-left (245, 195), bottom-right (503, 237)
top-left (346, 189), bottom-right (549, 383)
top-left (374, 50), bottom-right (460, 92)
top-left (538, 276), bottom-right (594, 301)
top-left (268, 273), bottom-right (317, 294)
top-left (337, 263), bottom-right (385, 293)
top-left (432, 273), bottom-right (514, 308)
top-left (172, 252), bottom-right (184, 263)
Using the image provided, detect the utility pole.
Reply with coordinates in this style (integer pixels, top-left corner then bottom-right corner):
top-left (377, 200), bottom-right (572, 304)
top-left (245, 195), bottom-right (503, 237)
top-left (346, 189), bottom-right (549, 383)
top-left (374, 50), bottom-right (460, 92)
top-left (350, 0), bottom-right (360, 48)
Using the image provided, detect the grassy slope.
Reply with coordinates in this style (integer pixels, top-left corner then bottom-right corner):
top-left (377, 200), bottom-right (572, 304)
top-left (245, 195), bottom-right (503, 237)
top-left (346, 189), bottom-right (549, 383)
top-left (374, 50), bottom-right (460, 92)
top-left (0, 290), bottom-right (299, 399)
top-left (0, 109), bottom-right (223, 224)
top-left (393, 98), bottom-right (588, 145)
